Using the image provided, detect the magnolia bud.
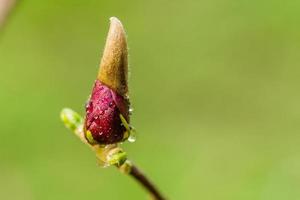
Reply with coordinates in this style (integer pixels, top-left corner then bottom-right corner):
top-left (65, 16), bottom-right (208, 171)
top-left (84, 17), bottom-right (130, 145)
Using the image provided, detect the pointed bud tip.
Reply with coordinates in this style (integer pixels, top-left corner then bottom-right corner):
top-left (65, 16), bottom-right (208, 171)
top-left (98, 17), bottom-right (128, 97)
top-left (109, 17), bottom-right (123, 28)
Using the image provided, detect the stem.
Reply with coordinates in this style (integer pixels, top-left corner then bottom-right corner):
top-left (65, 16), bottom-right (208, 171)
top-left (60, 108), bottom-right (167, 200)
top-left (127, 164), bottom-right (166, 200)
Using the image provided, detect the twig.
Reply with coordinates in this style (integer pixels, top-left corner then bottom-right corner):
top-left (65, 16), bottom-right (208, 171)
top-left (60, 108), bottom-right (167, 200)
top-left (128, 164), bottom-right (166, 200)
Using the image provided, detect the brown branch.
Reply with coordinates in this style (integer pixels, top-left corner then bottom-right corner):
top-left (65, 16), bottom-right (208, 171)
top-left (128, 164), bottom-right (166, 200)
top-left (0, 0), bottom-right (17, 30)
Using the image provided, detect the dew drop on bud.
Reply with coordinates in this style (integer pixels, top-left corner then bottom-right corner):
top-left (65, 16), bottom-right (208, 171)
top-left (129, 107), bottom-right (134, 115)
top-left (128, 135), bottom-right (136, 143)
top-left (128, 129), bottom-right (136, 143)
top-left (86, 101), bottom-right (93, 114)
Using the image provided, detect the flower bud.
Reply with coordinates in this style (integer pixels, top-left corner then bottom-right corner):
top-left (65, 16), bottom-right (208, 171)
top-left (84, 17), bottom-right (130, 145)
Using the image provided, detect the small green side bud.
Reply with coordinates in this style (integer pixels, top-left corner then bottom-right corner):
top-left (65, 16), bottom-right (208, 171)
top-left (107, 148), bottom-right (127, 166)
top-left (60, 108), bottom-right (83, 131)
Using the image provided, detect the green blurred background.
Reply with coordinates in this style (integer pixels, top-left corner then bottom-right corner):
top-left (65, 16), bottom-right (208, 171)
top-left (1, 0), bottom-right (300, 199)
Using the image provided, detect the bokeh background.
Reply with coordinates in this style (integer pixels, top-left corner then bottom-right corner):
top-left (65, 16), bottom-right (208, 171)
top-left (1, 0), bottom-right (300, 199)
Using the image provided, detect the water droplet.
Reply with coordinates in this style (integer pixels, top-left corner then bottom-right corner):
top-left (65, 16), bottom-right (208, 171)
top-left (128, 129), bottom-right (136, 143)
top-left (94, 117), bottom-right (101, 125)
top-left (129, 107), bottom-right (134, 114)
top-left (109, 102), bottom-right (114, 107)
top-left (86, 101), bottom-right (93, 113)
top-left (128, 135), bottom-right (136, 143)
